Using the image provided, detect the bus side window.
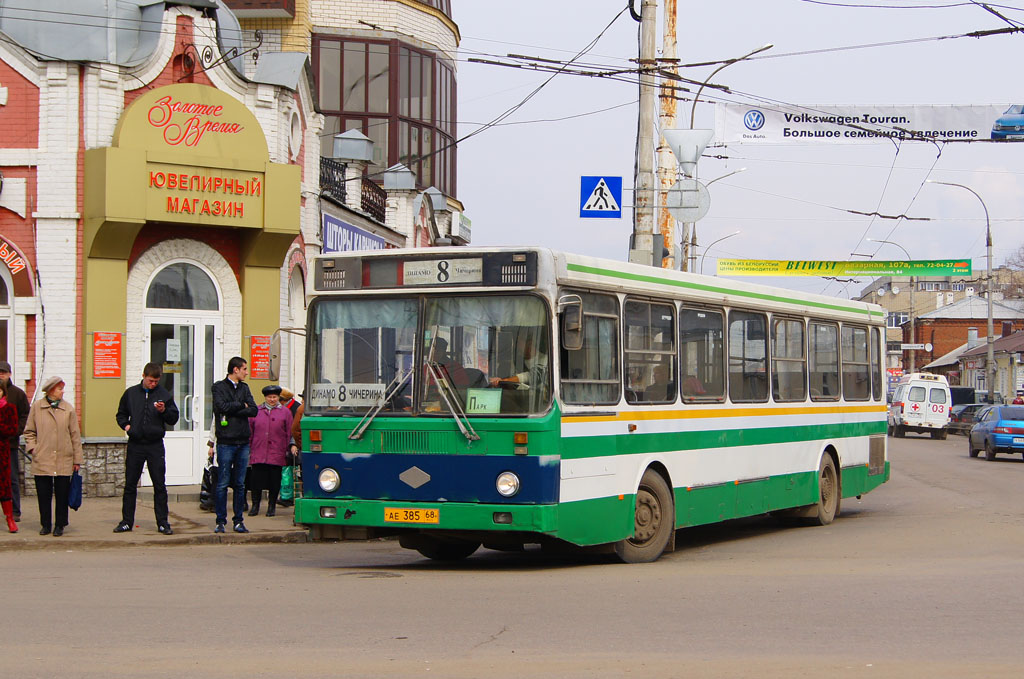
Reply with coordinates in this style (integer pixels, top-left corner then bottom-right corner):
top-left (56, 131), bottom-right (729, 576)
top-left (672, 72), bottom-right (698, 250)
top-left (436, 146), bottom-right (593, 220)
top-left (624, 299), bottom-right (676, 405)
top-left (841, 325), bottom-right (870, 401)
top-left (560, 291), bottom-right (620, 405)
top-left (728, 310), bottom-right (768, 403)
top-left (679, 307), bottom-right (725, 402)
top-left (871, 327), bottom-right (882, 401)
top-left (771, 317), bottom-right (806, 402)
top-left (809, 321), bottom-right (840, 401)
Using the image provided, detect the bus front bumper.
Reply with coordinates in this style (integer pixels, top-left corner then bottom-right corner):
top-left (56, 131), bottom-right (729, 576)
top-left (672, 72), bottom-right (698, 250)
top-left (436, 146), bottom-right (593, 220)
top-left (295, 497), bottom-right (558, 537)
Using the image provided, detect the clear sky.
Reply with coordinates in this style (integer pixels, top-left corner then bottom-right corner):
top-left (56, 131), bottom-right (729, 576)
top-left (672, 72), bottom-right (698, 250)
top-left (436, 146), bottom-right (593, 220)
top-left (450, 0), bottom-right (1024, 299)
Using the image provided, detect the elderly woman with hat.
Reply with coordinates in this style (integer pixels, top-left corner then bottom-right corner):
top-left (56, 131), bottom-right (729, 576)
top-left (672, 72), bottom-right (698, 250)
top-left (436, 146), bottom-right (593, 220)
top-left (23, 376), bottom-right (83, 536)
top-left (247, 385), bottom-right (296, 517)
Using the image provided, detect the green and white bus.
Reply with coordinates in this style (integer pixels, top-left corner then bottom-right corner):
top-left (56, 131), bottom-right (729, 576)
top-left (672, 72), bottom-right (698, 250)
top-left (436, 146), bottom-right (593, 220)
top-left (294, 247), bottom-right (889, 562)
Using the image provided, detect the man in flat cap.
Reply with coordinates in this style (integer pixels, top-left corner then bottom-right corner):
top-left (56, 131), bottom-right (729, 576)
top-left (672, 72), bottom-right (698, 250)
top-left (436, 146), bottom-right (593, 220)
top-left (114, 362), bottom-right (179, 535)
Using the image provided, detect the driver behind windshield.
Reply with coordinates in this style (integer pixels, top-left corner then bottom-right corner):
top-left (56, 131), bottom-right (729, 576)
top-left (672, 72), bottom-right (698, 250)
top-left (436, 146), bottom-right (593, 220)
top-left (490, 336), bottom-right (547, 388)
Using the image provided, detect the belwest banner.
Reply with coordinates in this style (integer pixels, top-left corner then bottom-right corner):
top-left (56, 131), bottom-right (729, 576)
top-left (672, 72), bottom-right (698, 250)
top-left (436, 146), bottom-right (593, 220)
top-left (716, 104), bottom-right (1011, 144)
top-left (717, 259), bottom-right (972, 277)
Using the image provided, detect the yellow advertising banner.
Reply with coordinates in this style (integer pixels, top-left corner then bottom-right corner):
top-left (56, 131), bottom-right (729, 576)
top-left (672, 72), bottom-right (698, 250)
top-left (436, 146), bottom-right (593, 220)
top-left (716, 259), bottom-right (972, 277)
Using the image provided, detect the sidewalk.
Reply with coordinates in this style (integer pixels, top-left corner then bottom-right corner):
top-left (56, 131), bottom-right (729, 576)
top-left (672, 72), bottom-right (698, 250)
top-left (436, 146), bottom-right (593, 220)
top-left (0, 486), bottom-right (308, 551)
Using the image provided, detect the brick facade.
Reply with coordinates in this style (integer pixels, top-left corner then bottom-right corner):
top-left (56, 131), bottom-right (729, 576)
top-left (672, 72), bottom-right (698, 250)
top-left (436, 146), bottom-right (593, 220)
top-left (904, 318), bottom-right (1024, 370)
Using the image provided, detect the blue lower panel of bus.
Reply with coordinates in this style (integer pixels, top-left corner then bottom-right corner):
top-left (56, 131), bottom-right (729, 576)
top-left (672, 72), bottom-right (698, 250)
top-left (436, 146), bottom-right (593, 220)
top-left (301, 452), bottom-right (560, 504)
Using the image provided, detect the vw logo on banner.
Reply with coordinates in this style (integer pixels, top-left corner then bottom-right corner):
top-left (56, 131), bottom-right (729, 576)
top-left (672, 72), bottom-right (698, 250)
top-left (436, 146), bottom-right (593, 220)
top-left (743, 109), bottom-right (765, 131)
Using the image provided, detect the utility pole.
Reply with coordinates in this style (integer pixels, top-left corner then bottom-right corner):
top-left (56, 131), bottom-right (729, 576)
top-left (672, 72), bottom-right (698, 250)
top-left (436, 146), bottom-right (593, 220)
top-left (657, 0), bottom-right (678, 269)
top-left (629, 0), bottom-right (658, 265)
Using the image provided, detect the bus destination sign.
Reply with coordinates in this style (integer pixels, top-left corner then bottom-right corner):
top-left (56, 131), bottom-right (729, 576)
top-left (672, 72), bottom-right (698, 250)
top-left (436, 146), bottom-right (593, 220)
top-left (309, 382), bottom-right (386, 408)
top-left (403, 258), bottom-right (483, 286)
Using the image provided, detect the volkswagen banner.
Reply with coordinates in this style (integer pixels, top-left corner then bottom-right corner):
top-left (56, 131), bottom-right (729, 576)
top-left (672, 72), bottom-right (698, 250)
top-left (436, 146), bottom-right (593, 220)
top-left (716, 104), bottom-right (1019, 144)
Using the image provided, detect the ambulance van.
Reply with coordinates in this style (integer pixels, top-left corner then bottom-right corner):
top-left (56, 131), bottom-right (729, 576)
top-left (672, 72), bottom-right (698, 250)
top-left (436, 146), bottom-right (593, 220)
top-left (888, 372), bottom-right (951, 439)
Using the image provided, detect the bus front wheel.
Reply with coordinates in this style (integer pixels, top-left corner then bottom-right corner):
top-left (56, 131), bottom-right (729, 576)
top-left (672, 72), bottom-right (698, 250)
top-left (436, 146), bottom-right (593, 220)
top-left (614, 469), bottom-right (674, 564)
top-left (400, 534), bottom-right (480, 562)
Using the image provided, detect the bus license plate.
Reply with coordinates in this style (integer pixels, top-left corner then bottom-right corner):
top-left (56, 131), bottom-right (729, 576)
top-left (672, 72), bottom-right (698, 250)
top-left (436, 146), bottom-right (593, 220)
top-left (384, 507), bottom-right (440, 524)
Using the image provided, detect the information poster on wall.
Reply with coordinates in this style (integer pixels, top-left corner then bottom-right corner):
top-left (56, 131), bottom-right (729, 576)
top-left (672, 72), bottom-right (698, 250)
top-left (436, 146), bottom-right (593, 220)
top-left (93, 332), bottom-right (122, 378)
top-left (250, 335), bottom-right (271, 379)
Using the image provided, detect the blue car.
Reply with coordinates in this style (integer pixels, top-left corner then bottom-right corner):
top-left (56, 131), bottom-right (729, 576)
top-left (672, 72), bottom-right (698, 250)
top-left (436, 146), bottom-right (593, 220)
top-left (967, 406), bottom-right (1024, 460)
top-left (991, 105), bottom-right (1024, 140)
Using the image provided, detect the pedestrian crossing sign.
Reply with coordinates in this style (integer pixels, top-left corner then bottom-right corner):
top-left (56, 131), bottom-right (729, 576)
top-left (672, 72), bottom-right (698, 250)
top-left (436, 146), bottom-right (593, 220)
top-left (579, 176), bottom-right (622, 219)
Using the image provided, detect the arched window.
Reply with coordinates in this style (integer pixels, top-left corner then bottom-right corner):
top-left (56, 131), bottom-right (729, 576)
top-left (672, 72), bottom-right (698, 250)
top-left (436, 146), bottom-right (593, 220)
top-left (146, 263), bottom-right (220, 310)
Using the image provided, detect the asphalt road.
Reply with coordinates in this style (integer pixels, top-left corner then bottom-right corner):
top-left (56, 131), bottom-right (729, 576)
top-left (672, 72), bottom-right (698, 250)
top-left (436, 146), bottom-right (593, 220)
top-left (5, 433), bottom-right (1024, 678)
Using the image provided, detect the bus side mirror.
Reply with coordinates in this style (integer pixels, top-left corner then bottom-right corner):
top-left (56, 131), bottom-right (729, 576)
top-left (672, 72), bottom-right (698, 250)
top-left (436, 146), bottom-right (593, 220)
top-left (558, 295), bottom-right (583, 351)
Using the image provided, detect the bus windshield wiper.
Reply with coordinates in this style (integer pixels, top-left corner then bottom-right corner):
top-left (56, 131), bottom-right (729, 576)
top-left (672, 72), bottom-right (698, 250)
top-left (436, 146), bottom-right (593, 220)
top-left (425, 361), bottom-right (480, 441)
top-left (348, 368), bottom-right (412, 440)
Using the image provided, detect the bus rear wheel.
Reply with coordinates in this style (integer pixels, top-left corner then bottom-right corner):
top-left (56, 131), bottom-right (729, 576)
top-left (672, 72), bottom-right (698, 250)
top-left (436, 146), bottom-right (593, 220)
top-left (807, 454), bottom-right (839, 526)
top-left (614, 469), bottom-right (674, 564)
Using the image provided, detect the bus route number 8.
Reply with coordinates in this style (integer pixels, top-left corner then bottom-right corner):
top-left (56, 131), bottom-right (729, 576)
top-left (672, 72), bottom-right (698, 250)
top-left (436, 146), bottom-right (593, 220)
top-left (437, 260), bottom-right (450, 282)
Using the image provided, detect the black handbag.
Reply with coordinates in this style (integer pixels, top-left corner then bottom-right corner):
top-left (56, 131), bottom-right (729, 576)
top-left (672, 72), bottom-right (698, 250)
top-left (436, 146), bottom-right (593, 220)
top-left (68, 470), bottom-right (83, 511)
top-left (199, 462), bottom-right (217, 512)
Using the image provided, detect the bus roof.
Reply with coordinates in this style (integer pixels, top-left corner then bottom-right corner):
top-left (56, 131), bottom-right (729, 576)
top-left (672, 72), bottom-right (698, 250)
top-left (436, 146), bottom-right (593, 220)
top-left (309, 246), bottom-right (885, 322)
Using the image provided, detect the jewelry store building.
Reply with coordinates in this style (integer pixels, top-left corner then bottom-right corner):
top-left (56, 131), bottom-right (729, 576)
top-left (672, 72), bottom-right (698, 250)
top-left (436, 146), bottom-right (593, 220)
top-left (0, 1), bottom-right (320, 492)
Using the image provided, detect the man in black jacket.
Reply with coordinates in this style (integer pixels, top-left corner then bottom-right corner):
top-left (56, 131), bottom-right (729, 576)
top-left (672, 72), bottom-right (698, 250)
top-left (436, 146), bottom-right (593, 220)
top-left (114, 362), bottom-right (180, 535)
top-left (211, 356), bottom-right (258, 533)
top-left (0, 361), bottom-right (30, 522)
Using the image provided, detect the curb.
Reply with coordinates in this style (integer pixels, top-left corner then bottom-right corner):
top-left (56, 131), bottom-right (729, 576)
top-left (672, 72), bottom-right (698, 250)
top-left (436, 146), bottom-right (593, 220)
top-left (0, 530), bottom-right (309, 552)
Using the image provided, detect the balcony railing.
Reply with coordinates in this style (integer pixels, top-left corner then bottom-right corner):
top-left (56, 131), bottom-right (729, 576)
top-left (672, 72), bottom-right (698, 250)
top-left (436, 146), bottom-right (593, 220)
top-left (361, 179), bottom-right (387, 223)
top-left (319, 156), bottom-right (347, 205)
top-left (320, 156), bottom-right (387, 223)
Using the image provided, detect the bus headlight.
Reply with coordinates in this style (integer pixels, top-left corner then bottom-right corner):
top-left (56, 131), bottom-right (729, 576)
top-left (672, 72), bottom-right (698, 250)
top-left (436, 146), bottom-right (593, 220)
top-left (496, 471), bottom-right (520, 497)
top-left (318, 468), bottom-right (341, 493)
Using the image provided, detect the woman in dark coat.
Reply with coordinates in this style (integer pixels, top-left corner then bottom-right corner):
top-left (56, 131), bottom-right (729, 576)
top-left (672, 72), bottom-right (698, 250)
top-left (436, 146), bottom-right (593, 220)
top-left (247, 385), bottom-right (296, 517)
top-left (0, 382), bottom-right (21, 533)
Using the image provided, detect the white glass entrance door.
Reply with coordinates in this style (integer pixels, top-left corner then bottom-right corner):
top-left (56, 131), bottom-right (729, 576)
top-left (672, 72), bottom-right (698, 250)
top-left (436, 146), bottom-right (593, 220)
top-left (144, 319), bottom-right (221, 485)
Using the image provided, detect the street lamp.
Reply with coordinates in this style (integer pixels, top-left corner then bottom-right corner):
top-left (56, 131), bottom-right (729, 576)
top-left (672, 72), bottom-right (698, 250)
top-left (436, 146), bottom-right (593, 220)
top-left (689, 44), bottom-right (773, 128)
top-left (677, 44), bottom-right (769, 272)
top-left (867, 238), bottom-right (917, 374)
top-left (926, 179), bottom-right (994, 400)
top-left (700, 230), bottom-right (741, 275)
top-left (687, 168), bottom-right (746, 272)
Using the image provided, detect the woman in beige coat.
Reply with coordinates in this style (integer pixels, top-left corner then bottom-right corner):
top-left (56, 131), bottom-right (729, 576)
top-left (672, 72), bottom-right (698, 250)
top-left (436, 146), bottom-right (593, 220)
top-left (23, 376), bottom-right (83, 536)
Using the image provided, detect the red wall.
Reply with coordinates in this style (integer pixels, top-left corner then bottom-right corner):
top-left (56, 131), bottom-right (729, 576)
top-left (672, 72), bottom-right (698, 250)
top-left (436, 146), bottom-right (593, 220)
top-left (0, 59), bottom-right (39, 148)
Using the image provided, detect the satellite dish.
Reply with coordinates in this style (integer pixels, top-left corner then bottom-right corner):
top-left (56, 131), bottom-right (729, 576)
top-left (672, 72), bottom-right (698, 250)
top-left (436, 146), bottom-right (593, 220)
top-left (877, 288), bottom-right (886, 297)
top-left (890, 286), bottom-right (900, 295)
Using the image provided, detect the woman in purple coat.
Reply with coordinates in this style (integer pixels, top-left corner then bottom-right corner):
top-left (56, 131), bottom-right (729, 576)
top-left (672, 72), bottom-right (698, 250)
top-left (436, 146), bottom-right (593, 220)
top-left (248, 385), bottom-right (297, 517)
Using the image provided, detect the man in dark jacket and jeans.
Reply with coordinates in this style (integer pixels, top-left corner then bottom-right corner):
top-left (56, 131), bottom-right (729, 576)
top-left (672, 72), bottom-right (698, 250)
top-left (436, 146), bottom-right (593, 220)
top-left (211, 356), bottom-right (258, 533)
top-left (114, 362), bottom-right (180, 535)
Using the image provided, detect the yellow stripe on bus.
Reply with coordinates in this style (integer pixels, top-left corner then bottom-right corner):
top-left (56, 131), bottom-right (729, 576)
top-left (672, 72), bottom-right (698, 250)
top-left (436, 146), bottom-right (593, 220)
top-left (563, 404), bottom-right (887, 424)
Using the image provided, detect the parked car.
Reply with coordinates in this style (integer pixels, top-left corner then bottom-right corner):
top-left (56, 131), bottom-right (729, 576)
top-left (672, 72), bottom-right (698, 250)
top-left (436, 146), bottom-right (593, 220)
top-left (949, 403), bottom-right (986, 435)
top-left (967, 406), bottom-right (1024, 460)
top-left (991, 105), bottom-right (1024, 140)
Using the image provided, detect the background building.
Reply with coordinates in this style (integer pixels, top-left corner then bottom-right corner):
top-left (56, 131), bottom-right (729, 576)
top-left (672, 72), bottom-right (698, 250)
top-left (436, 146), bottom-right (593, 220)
top-left (0, 0), bottom-right (320, 493)
top-left (857, 269), bottom-right (1023, 378)
top-left (0, 0), bottom-right (468, 495)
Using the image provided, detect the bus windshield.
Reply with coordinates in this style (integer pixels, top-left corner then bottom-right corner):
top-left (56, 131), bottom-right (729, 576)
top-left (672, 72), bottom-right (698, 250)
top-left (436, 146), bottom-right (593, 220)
top-left (308, 294), bottom-right (551, 416)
